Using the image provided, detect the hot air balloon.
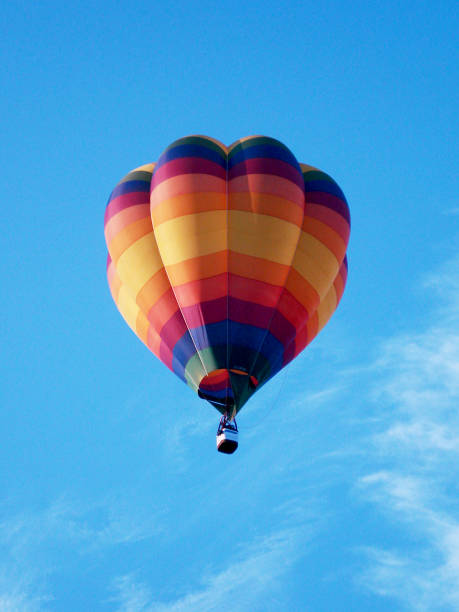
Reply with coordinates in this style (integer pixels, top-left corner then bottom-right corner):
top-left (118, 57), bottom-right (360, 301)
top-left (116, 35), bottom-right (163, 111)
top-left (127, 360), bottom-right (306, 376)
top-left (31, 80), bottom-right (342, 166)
top-left (104, 136), bottom-right (350, 453)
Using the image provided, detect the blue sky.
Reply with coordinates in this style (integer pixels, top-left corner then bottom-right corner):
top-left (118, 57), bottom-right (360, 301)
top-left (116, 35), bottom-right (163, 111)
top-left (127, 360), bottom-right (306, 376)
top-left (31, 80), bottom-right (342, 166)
top-left (1, 1), bottom-right (458, 610)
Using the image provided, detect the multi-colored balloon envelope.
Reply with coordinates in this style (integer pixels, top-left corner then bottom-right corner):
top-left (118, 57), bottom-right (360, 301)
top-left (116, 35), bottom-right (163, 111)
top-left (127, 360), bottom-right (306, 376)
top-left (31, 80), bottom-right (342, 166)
top-left (104, 135), bottom-right (350, 428)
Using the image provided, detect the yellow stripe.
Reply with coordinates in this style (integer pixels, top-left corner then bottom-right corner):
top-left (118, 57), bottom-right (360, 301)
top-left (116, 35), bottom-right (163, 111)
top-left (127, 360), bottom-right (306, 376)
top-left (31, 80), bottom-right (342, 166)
top-left (229, 211), bottom-right (300, 264)
top-left (317, 286), bottom-right (337, 331)
top-left (153, 211), bottom-right (228, 266)
top-left (299, 162), bottom-right (319, 173)
top-left (116, 232), bottom-right (164, 296)
top-left (153, 210), bottom-right (301, 267)
top-left (117, 285), bottom-right (142, 334)
top-left (131, 162), bottom-right (155, 174)
top-left (227, 135), bottom-right (263, 152)
top-left (118, 163), bottom-right (155, 184)
top-left (135, 310), bottom-right (150, 344)
top-left (293, 233), bottom-right (339, 297)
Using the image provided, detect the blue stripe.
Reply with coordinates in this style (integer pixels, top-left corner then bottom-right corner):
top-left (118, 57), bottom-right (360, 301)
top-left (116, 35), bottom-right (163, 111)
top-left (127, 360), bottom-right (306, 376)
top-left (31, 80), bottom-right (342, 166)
top-left (171, 334), bottom-right (197, 381)
top-left (190, 320), bottom-right (283, 362)
top-left (304, 179), bottom-right (346, 201)
top-left (228, 144), bottom-right (300, 170)
top-left (172, 322), bottom-right (284, 382)
top-left (108, 179), bottom-right (150, 203)
top-left (154, 144), bottom-right (227, 171)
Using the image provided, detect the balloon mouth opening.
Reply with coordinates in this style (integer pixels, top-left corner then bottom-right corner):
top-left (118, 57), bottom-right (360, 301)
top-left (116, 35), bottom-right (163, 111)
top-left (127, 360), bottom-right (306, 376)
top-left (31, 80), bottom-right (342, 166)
top-left (197, 368), bottom-right (258, 408)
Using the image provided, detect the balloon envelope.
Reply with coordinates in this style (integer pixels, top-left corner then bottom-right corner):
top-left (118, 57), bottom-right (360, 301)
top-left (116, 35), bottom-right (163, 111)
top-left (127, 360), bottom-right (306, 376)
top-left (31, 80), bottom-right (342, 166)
top-left (104, 136), bottom-right (350, 417)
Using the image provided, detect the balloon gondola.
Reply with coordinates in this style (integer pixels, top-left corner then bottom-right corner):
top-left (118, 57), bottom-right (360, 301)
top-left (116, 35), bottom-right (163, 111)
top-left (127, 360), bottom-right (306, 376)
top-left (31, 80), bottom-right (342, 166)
top-left (104, 136), bottom-right (350, 453)
top-left (216, 415), bottom-right (238, 454)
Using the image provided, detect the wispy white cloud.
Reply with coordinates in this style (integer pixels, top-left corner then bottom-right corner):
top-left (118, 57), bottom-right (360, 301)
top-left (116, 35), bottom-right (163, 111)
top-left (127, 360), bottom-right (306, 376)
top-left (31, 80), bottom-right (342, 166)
top-left (3, 256), bottom-right (458, 610)
top-left (355, 255), bottom-right (459, 610)
top-left (358, 472), bottom-right (459, 611)
top-left (110, 573), bottom-right (154, 612)
top-left (0, 491), bottom-right (164, 610)
top-left (0, 492), bottom-right (163, 555)
top-left (110, 516), bottom-right (314, 612)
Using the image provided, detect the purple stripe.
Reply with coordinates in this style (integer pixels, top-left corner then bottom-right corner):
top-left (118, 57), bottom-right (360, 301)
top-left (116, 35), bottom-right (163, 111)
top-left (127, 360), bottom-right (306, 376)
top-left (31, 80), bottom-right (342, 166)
top-left (229, 297), bottom-right (274, 329)
top-left (182, 297), bottom-right (227, 328)
top-left (229, 158), bottom-right (305, 191)
top-left (159, 310), bottom-right (188, 350)
top-left (151, 157), bottom-right (226, 188)
top-left (104, 192), bottom-right (150, 225)
top-left (269, 309), bottom-right (297, 348)
top-left (306, 192), bottom-right (350, 224)
top-left (282, 341), bottom-right (296, 365)
top-left (179, 296), bottom-right (296, 348)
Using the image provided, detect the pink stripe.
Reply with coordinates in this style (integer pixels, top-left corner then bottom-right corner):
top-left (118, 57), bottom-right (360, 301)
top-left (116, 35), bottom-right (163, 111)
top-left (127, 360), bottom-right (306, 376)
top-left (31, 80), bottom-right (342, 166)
top-left (104, 191), bottom-right (150, 225)
top-left (159, 311), bottom-right (189, 358)
top-left (104, 203), bottom-right (151, 245)
top-left (150, 174), bottom-right (226, 209)
top-left (106, 258), bottom-right (117, 287)
top-left (305, 203), bottom-right (350, 243)
top-left (229, 174), bottom-right (305, 208)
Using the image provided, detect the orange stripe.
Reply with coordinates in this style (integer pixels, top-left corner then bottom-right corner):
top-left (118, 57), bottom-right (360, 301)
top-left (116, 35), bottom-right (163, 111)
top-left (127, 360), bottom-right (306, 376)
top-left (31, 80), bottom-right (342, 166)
top-left (229, 192), bottom-right (303, 226)
top-left (285, 268), bottom-right (320, 313)
top-left (166, 251), bottom-right (228, 286)
top-left (151, 192), bottom-right (226, 226)
top-left (306, 203), bottom-right (350, 243)
top-left (229, 251), bottom-right (290, 286)
top-left (151, 173), bottom-right (226, 206)
top-left (104, 204), bottom-right (151, 245)
top-left (302, 217), bottom-right (347, 262)
top-left (136, 268), bottom-right (170, 313)
top-left (108, 218), bottom-right (153, 263)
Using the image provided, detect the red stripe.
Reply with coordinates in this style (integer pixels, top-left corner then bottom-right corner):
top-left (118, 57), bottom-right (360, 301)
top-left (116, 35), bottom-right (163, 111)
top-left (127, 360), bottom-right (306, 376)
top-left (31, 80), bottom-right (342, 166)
top-left (305, 203), bottom-right (351, 244)
top-left (229, 158), bottom-right (304, 191)
top-left (151, 158), bottom-right (226, 187)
